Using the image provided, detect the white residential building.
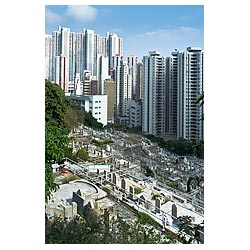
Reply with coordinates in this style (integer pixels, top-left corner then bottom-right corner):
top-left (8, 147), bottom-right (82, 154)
top-left (97, 54), bottom-right (110, 95)
top-left (69, 95), bottom-right (108, 126)
top-left (51, 29), bottom-right (61, 82)
top-left (107, 33), bottom-right (123, 69)
top-left (88, 95), bottom-right (108, 126)
top-left (127, 55), bottom-right (138, 98)
top-left (84, 29), bottom-right (95, 75)
top-left (166, 51), bottom-right (179, 138)
top-left (68, 32), bottom-right (76, 82)
top-left (115, 60), bottom-right (132, 124)
top-left (142, 51), bottom-right (166, 136)
top-left (75, 33), bottom-right (85, 81)
top-left (49, 26), bottom-right (71, 89)
top-left (178, 47), bottom-right (204, 142)
top-left (45, 34), bottom-right (52, 80)
top-left (54, 54), bottom-right (68, 93)
top-left (101, 36), bottom-right (108, 57)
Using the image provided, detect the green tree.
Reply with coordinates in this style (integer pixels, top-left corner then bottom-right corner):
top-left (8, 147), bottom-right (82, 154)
top-left (46, 209), bottom-right (178, 244)
top-left (76, 148), bottom-right (89, 161)
top-left (145, 166), bottom-right (154, 177)
top-left (45, 163), bottom-right (58, 203)
top-left (45, 123), bottom-right (69, 163)
top-left (65, 102), bottom-right (86, 128)
top-left (45, 80), bottom-right (72, 202)
top-left (45, 79), bottom-right (70, 129)
top-left (63, 146), bottom-right (77, 162)
top-left (84, 111), bottom-right (103, 129)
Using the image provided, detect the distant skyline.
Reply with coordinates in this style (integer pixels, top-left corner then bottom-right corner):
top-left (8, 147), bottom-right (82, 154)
top-left (45, 5), bottom-right (204, 60)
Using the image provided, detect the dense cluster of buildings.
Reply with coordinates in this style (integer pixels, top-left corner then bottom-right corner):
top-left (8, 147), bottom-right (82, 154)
top-left (45, 26), bottom-right (204, 142)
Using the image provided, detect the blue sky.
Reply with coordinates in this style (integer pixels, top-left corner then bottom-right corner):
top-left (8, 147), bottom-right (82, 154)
top-left (45, 5), bottom-right (204, 60)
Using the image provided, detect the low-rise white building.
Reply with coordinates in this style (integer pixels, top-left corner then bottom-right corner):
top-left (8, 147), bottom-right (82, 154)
top-left (87, 95), bottom-right (108, 126)
top-left (69, 95), bottom-right (108, 126)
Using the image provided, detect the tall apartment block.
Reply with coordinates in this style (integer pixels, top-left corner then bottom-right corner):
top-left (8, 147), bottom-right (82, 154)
top-left (127, 55), bottom-right (138, 99)
top-left (166, 51), bottom-right (179, 139)
top-left (142, 51), bottom-right (166, 136)
top-left (166, 47), bottom-right (204, 142)
top-left (54, 54), bottom-right (68, 93)
top-left (45, 34), bottom-right (52, 80)
top-left (114, 60), bottom-right (132, 125)
top-left (179, 47), bottom-right (203, 142)
top-left (50, 27), bottom-right (71, 88)
top-left (83, 29), bottom-right (95, 76)
top-left (135, 62), bottom-right (143, 101)
top-left (107, 33), bottom-right (123, 69)
top-left (97, 54), bottom-right (110, 95)
top-left (75, 33), bottom-right (85, 81)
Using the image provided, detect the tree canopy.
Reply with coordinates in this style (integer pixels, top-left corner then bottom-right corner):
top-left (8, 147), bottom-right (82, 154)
top-left (45, 210), bottom-right (179, 244)
top-left (76, 148), bottom-right (89, 162)
top-left (45, 80), bottom-right (74, 202)
top-left (45, 79), bottom-right (71, 129)
top-left (146, 134), bottom-right (203, 159)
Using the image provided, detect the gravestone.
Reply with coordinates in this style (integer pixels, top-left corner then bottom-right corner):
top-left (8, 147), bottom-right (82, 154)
top-left (112, 173), bottom-right (117, 185)
top-left (104, 170), bottom-right (107, 179)
top-left (108, 173), bottom-right (112, 182)
top-left (155, 198), bottom-right (161, 213)
top-left (129, 186), bottom-right (134, 200)
top-left (121, 178), bottom-right (127, 191)
top-left (172, 203), bottom-right (178, 223)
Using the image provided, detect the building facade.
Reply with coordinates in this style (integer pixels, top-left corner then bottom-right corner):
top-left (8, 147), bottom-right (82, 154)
top-left (45, 34), bottom-right (52, 80)
top-left (69, 95), bottom-right (108, 126)
top-left (54, 54), bottom-right (68, 93)
top-left (84, 29), bottom-right (95, 75)
top-left (115, 60), bottom-right (132, 124)
top-left (129, 99), bottom-right (142, 128)
top-left (142, 51), bottom-right (166, 136)
top-left (97, 54), bottom-right (110, 95)
top-left (178, 47), bottom-right (204, 142)
top-left (104, 79), bottom-right (115, 123)
top-left (107, 33), bottom-right (123, 69)
top-left (166, 51), bottom-right (179, 138)
top-left (166, 47), bottom-right (204, 142)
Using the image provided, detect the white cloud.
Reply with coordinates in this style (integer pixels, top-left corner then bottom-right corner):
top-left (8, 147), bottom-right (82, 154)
top-left (180, 15), bottom-right (193, 21)
top-left (65, 5), bottom-right (98, 23)
top-left (125, 26), bottom-right (203, 59)
top-left (45, 9), bottom-right (62, 25)
top-left (179, 26), bottom-right (200, 33)
top-left (143, 31), bottom-right (156, 36)
top-left (137, 27), bottom-right (201, 41)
